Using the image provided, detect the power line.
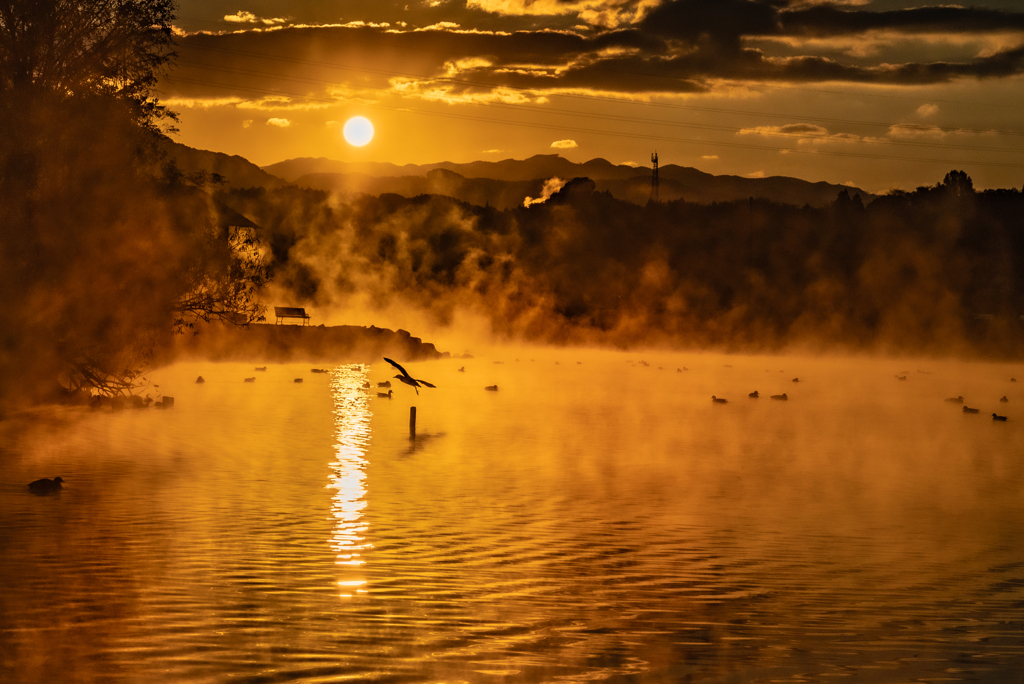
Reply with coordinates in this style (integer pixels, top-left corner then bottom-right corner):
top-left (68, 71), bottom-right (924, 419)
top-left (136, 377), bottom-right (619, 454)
top-left (175, 31), bottom-right (1024, 138)
top-left (163, 74), bottom-right (1024, 170)
top-left (172, 56), bottom-right (1024, 156)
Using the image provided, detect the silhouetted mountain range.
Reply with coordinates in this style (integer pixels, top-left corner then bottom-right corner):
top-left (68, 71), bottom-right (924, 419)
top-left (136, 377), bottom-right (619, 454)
top-left (155, 142), bottom-right (872, 209)
top-left (160, 139), bottom-right (287, 190)
top-left (263, 153), bottom-right (874, 209)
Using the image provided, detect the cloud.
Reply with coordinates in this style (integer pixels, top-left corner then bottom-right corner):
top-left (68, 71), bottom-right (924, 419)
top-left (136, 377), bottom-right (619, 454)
top-left (917, 104), bottom-right (939, 118)
top-left (739, 123), bottom-right (829, 138)
top-left (482, 149), bottom-right (505, 154)
top-left (738, 124), bottom-right (874, 146)
top-left (161, 7), bottom-right (1024, 114)
top-left (550, 139), bottom-right (578, 149)
top-left (266, 118), bottom-right (292, 127)
top-left (886, 123), bottom-right (972, 139)
top-left (242, 119), bottom-right (253, 128)
top-left (467, 0), bottom-right (658, 28)
top-left (701, 155), bottom-right (719, 160)
top-left (224, 11), bottom-right (288, 26)
top-left (162, 96), bottom-right (245, 109)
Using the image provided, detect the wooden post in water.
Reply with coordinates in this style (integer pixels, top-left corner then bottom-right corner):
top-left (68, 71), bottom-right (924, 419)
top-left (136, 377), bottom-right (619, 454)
top-left (409, 406), bottom-right (417, 439)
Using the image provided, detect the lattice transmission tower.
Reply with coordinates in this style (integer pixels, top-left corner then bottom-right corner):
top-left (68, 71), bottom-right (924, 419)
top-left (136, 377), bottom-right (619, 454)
top-left (651, 152), bottom-right (659, 202)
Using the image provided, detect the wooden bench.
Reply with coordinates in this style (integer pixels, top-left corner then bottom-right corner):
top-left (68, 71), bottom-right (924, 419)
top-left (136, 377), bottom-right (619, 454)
top-left (275, 307), bottom-right (311, 325)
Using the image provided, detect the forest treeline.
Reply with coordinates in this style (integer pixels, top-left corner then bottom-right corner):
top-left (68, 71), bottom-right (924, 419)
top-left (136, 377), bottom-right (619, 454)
top-left (221, 171), bottom-right (1024, 356)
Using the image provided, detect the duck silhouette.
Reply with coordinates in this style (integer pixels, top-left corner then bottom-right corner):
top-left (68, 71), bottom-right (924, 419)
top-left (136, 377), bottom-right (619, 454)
top-left (749, 391), bottom-right (759, 398)
top-left (28, 477), bottom-right (63, 494)
top-left (711, 396), bottom-right (727, 403)
top-left (770, 393), bottom-right (788, 400)
top-left (377, 389), bottom-right (393, 399)
top-left (944, 396), bottom-right (964, 403)
top-left (378, 380), bottom-right (391, 388)
top-left (485, 385), bottom-right (499, 391)
top-left (993, 413), bottom-right (1008, 421)
top-left (1000, 396), bottom-right (1009, 403)
top-left (963, 406), bottom-right (980, 414)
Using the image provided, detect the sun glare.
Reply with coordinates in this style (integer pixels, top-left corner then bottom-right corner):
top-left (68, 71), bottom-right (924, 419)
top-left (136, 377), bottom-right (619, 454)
top-left (343, 116), bottom-right (374, 147)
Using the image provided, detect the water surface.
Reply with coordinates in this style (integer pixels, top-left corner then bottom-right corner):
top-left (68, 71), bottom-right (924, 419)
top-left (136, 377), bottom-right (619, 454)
top-left (2, 351), bottom-right (1024, 683)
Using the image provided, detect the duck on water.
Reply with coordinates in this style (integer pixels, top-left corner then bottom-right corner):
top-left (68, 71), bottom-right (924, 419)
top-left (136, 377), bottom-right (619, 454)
top-left (28, 477), bottom-right (63, 494)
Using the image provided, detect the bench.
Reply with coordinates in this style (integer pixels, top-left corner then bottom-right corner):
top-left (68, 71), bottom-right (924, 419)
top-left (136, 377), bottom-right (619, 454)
top-left (274, 307), bottom-right (311, 325)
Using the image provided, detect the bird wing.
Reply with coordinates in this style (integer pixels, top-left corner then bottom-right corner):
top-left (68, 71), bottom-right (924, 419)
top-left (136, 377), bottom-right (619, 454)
top-left (416, 379), bottom-right (436, 388)
top-left (384, 357), bottom-right (411, 379)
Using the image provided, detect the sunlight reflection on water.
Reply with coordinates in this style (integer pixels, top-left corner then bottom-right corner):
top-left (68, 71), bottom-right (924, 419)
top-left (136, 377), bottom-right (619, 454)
top-left (328, 365), bottom-right (371, 595)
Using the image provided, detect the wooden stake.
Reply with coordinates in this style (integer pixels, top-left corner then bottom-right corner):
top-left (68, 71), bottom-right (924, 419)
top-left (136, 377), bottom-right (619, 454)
top-left (409, 406), bottom-right (417, 439)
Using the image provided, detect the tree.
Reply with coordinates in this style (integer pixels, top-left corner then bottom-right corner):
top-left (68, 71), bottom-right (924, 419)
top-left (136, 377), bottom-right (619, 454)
top-left (0, 1), bottom-right (269, 406)
top-left (941, 170), bottom-right (975, 197)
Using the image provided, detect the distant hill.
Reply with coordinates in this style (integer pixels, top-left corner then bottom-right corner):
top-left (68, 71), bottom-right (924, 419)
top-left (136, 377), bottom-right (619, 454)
top-left (159, 139), bottom-right (288, 190)
top-left (267, 154), bottom-right (873, 208)
top-left (158, 144), bottom-right (872, 208)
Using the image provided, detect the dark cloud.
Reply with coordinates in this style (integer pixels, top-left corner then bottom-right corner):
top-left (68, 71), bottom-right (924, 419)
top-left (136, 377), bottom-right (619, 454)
top-left (781, 5), bottom-right (1024, 37)
top-left (163, 2), bottom-right (1024, 104)
top-left (639, 0), bottom-right (782, 48)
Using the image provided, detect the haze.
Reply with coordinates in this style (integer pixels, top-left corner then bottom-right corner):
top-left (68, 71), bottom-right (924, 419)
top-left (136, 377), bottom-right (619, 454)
top-left (3, 1), bottom-right (1024, 683)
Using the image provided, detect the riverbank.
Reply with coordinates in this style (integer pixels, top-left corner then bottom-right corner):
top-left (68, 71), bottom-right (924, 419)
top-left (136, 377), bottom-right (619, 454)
top-left (167, 322), bottom-right (449, 364)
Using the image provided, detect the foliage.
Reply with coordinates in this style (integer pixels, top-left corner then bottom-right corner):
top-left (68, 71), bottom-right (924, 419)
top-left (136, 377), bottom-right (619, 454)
top-left (0, 0), bottom-right (269, 405)
top-left (222, 171), bottom-right (1024, 357)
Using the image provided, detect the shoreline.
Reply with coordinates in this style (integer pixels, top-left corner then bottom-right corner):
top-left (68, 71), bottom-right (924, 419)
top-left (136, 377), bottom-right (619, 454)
top-left (166, 322), bottom-right (450, 365)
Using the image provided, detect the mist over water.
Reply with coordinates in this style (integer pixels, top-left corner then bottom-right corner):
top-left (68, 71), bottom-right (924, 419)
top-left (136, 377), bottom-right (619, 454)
top-left (2, 350), bottom-right (1024, 682)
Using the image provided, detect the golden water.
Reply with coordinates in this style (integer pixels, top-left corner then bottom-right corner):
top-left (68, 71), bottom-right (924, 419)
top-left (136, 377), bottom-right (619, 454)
top-left (2, 350), bottom-right (1024, 682)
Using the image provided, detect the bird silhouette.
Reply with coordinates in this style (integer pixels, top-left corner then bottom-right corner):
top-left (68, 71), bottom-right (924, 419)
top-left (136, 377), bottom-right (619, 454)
top-left (711, 396), bottom-right (727, 403)
top-left (384, 357), bottom-right (436, 395)
top-left (993, 413), bottom-right (1008, 421)
top-left (944, 396), bottom-right (964, 403)
top-left (377, 389), bottom-right (393, 399)
top-left (963, 406), bottom-right (980, 414)
top-left (749, 391), bottom-right (759, 398)
top-left (770, 393), bottom-right (788, 400)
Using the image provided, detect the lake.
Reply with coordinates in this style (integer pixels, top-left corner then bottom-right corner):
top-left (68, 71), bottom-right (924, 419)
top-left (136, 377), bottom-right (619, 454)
top-left (2, 349), bottom-right (1024, 683)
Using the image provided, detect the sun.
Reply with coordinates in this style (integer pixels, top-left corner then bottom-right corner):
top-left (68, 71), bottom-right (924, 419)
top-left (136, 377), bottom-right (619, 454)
top-left (343, 116), bottom-right (374, 147)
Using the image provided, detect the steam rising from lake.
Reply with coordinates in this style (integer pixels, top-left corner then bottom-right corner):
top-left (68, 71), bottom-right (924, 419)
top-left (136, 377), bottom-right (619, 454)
top-left (219, 175), bottom-right (1024, 358)
top-left (3, 349), bottom-right (1024, 682)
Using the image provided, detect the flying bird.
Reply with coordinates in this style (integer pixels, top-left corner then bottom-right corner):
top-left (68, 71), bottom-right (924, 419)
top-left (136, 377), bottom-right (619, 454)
top-left (384, 357), bottom-right (436, 395)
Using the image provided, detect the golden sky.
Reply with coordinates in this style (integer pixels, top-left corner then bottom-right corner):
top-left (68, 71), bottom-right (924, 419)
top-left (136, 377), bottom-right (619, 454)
top-left (162, 0), bottom-right (1024, 193)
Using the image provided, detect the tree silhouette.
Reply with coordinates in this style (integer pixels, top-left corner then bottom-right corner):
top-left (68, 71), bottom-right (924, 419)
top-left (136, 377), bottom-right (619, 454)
top-left (0, 1), bottom-right (269, 405)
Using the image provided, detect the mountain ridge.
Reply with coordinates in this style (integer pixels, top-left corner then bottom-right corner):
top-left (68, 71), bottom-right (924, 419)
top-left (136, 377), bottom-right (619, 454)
top-left (156, 141), bottom-right (874, 208)
top-left (264, 153), bottom-right (873, 208)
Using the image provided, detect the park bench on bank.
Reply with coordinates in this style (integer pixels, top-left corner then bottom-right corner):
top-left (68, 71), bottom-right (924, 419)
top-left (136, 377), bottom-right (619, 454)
top-left (275, 307), bottom-right (311, 325)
